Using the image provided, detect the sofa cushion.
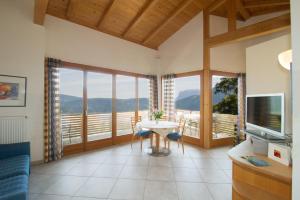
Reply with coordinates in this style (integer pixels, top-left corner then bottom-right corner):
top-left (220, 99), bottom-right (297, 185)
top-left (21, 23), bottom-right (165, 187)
top-left (0, 175), bottom-right (28, 200)
top-left (0, 155), bottom-right (30, 179)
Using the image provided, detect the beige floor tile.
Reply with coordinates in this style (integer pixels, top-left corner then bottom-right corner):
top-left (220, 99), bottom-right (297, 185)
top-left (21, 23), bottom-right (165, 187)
top-left (193, 158), bottom-right (219, 169)
top-left (125, 156), bottom-right (149, 166)
top-left (75, 177), bottom-right (115, 198)
top-left (173, 167), bottom-right (203, 182)
top-left (29, 174), bottom-right (60, 194)
top-left (214, 158), bottom-right (232, 170)
top-left (144, 180), bottom-right (178, 200)
top-left (44, 176), bottom-right (88, 195)
top-left (147, 166), bottom-right (174, 181)
top-left (30, 194), bottom-right (72, 200)
top-left (92, 164), bottom-right (124, 178)
top-left (198, 169), bottom-right (231, 183)
top-left (109, 179), bottom-right (145, 200)
top-left (104, 156), bottom-right (129, 165)
top-left (176, 182), bottom-right (213, 200)
top-left (119, 166), bottom-right (148, 179)
top-left (67, 163), bottom-right (99, 176)
top-left (207, 183), bottom-right (232, 200)
top-left (149, 157), bottom-right (173, 167)
top-left (171, 158), bottom-right (197, 168)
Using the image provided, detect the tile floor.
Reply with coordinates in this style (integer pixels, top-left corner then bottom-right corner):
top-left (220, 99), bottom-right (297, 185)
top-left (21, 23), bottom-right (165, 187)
top-left (30, 140), bottom-right (232, 200)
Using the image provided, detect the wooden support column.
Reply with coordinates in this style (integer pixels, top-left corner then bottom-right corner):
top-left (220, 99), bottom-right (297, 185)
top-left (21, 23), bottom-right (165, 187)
top-left (227, 0), bottom-right (237, 32)
top-left (203, 10), bottom-right (212, 148)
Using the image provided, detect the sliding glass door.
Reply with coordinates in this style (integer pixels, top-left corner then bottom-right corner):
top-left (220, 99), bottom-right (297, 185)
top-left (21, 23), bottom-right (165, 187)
top-left (116, 75), bottom-right (136, 136)
top-left (86, 72), bottom-right (112, 142)
top-left (59, 68), bottom-right (84, 147)
top-left (211, 73), bottom-right (238, 143)
top-left (58, 65), bottom-right (150, 154)
top-left (174, 75), bottom-right (201, 140)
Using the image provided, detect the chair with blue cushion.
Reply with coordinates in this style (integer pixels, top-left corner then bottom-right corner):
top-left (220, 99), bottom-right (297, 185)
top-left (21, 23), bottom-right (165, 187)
top-left (165, 118), bottom-right (186, 154)
top-left (130, 116), bottom-right (153, 151)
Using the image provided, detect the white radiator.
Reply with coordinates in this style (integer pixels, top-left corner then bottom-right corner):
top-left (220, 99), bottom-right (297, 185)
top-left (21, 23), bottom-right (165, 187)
top-left (0, 116), bottom-right (29, 144)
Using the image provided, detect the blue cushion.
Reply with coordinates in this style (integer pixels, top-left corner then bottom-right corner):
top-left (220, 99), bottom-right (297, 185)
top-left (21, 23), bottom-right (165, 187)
top-left (0, 175), bottom-right (28, 200)
top-left (136, 130), bottom-right (152, 137)
top-left (0, 155), bottom-right (30, 179)
top-left (167, 132), bottom-right (182, 141)
top-left (0, 142), bottom-right (30, 160)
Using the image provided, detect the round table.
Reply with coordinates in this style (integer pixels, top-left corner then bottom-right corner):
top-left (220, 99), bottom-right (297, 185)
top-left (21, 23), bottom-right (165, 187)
top-left (136, 120), bottom-right (178, 156)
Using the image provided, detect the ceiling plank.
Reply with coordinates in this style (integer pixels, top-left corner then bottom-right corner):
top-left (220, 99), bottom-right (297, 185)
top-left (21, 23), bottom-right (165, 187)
top-left (244, 0), bottom-right (290, 9)
top-left (236, 0), bottom-right (250, 20)
top-left (207, 0), bottom-right (226, 13)
top-left (143, 0), bottom-right (194, 45)
top-left (122, 0), bottom-right (160, 38)
top-left (207, 13), bottom-right (290, 47)
top-left (97, 0), bottom-right (116, 29)
top-left (34, 0), bottom-right (49, 25)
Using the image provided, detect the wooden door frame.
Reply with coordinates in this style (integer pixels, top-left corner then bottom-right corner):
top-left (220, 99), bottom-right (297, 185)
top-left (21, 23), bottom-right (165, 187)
top-left (57, 61), bottom-right (149, 155)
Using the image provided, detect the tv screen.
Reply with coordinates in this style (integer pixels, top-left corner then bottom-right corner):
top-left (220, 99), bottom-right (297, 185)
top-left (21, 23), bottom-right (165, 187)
top-left (246, 94), bottom-right (284, 137)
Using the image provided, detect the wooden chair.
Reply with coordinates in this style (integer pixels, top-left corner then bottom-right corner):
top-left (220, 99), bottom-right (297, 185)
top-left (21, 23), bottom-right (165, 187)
top-left (165, 118), bottom-right (186, 154)
top-left (130, 116), bottom-right (153, 151)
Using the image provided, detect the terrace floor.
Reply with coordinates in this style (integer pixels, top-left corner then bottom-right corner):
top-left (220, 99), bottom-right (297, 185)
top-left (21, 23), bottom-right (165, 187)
top-left (30, 141), bottom-right (232, 200)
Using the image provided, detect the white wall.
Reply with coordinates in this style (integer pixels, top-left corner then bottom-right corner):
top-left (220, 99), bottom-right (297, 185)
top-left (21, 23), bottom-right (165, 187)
top-left (291, 0), bottom-right (300, 199)
top-left (246, 34), bottom-right (292, 135)
top-left (0, 0), bottom-right (45, 161)
top-left (45, 16), bottom-right (159, 74)
top-left (158, 13), bottom-right (246, 74)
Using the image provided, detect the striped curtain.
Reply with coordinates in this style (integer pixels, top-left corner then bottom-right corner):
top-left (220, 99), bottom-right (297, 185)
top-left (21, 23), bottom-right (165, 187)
top-left (147, 75), bottom-right (158, 119)
top-left (162, 74), bottom-right (176, 121)
top-left (237, 73), bottom-right (246, 141)
top-left (44, 58), bottom-right (62, 162)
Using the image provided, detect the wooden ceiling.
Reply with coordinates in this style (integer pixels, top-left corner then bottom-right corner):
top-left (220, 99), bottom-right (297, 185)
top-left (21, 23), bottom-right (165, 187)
top-left (36, 0), bottom-right (290, 49)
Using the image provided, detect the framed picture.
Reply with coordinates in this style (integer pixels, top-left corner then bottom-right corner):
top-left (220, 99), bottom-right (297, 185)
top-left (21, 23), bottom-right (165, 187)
top-left (0, 74), bottom-right (27, 107)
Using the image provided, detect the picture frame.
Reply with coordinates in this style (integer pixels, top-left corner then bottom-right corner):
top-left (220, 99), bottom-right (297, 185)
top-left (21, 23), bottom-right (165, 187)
top-left (0, 74), bottom-right (27, 107)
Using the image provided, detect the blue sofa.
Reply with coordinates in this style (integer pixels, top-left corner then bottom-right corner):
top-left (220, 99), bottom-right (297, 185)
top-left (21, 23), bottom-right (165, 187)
top-left (0, 142), bottom-right (30, 200)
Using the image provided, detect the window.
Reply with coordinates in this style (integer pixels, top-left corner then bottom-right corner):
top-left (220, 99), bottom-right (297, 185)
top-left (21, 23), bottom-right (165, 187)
top-left (116, 75), bottom-right (136, 136)
top-left (138, 77), bottom-right (150, 120)
top-left (212, 75), bottom-right (238, 139)
top-left (87, 72), bottom-right (112, 141)
top-left (59, 68), bottom-right (84, 146)
top-left (174, 75), bottom-right (201, 138)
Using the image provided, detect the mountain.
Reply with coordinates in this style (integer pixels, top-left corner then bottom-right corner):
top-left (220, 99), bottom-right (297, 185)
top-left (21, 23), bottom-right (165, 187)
top-left (176, 89), bottom-right (199, 101)
top-left (60, 94), bottom-right (149, 114)
top-left (176, 95), bottom-right (200, 111)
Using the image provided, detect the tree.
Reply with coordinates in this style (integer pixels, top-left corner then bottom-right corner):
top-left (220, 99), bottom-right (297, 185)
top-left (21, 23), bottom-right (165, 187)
top-left (213, 78), bottom-right (238, 115)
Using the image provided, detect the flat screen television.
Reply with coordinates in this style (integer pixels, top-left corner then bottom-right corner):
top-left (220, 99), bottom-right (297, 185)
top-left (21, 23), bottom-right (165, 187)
top-left (246, 93), bottom-right (285, 138)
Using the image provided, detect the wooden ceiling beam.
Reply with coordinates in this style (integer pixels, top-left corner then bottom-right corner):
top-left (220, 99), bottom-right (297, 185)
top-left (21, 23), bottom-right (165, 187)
top-left (207, 0), bottom-right (226, 13)
top-left (250, 5), bottom-right (290, 16)
top-left (207, 13), bottom-right (290, 47)
top-left (244, 0), bottom-right (290, 9)
top-left (34, 0), bottom-right (49, 25)
top-left (236, 0), bottom-right (250, 20)
top-left (142, 0), bottom-right (194, 45)
top-left (227, 0), bottom-right (237, 32)
top-left (97, 0), bottom-right (116, 29)
top-left (122, 0), bottom-right (159, 38)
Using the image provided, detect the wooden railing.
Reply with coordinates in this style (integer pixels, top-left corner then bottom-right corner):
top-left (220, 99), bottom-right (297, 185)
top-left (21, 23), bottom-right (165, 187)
top-left (212, 113), bottom-right (237, 139)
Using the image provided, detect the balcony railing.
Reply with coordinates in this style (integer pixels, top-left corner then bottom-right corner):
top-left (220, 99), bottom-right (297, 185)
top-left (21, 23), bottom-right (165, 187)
top-left (212, 113), bottom-right (237, 139)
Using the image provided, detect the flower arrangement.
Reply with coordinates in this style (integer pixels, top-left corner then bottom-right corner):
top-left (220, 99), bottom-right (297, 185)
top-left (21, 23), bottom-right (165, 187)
top-left (152, 110), bottom-right (164, 121)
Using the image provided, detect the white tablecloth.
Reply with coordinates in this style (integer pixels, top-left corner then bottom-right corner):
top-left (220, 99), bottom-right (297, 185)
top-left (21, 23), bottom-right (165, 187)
top-left (136, 120), bottom-right (179, 137)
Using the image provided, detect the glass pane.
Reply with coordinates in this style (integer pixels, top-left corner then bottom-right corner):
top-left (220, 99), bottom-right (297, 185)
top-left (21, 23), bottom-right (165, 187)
top-left (212, 75), bottom-right (238, 140)
top-left (87, 72), bottom-right (112, 141)
top-left (116, 75), bottom-right (136, 136)
top-left (59, 68), bottom-right (84, 146)
top-left (138, 78), bottom-right (150, 120)
top-left (174, 75), bottom-right (201, 138)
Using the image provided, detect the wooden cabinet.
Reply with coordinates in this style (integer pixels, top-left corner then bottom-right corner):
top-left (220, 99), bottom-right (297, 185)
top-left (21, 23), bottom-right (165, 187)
top-left (229, 141), bottom-right (292, 200)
